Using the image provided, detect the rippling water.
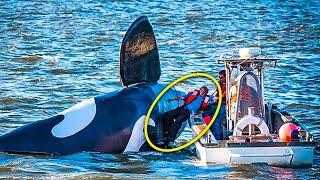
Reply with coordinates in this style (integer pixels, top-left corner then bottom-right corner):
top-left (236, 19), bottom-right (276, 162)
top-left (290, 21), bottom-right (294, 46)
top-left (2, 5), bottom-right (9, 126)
top-left (0, 0), bottom-right (319, 179)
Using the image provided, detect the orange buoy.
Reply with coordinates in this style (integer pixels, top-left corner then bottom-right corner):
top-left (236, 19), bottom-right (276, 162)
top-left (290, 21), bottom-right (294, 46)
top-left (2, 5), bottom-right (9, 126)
top-left (279, 123), bottom-right (299, 142)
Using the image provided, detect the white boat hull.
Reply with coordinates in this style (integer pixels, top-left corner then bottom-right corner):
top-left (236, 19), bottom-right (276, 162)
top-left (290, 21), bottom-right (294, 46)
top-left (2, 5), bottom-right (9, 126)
top-left (195, 141), bottom-right (314, 167)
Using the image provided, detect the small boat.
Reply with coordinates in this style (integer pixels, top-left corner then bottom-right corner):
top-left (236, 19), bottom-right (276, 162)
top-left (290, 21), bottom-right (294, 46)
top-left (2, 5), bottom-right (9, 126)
top-left (189, 48), bottom-right (317, 167)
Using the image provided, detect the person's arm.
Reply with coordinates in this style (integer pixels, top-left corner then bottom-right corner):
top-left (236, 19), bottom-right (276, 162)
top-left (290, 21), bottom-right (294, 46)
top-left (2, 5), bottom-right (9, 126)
top-left (213, 86), bottom-right (226, 99)
top-left (168, 92), bottom-right (191, 102)
top-left (168, 96), bottom-right (185, 101)
top-left (207, 93), bottom-right (217, 105)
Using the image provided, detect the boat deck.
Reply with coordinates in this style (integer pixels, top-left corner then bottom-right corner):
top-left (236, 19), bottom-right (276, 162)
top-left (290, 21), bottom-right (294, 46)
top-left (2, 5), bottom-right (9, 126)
top-left (201, 140), bottom-right (316, 148)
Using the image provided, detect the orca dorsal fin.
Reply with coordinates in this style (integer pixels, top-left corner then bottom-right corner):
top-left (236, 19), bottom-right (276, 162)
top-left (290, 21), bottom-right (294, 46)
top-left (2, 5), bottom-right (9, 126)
top-left (120, 16), bottom-right (160, 86)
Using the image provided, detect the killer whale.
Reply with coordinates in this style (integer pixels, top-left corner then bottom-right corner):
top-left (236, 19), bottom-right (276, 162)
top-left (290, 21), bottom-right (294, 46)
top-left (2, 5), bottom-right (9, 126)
top-left (0, 16), bottom-right (186, 155)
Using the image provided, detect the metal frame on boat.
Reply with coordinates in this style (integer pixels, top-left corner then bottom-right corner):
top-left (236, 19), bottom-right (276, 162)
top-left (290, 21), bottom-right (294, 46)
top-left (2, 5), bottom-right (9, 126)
top-left (189, 48), bottom-right (316, 167)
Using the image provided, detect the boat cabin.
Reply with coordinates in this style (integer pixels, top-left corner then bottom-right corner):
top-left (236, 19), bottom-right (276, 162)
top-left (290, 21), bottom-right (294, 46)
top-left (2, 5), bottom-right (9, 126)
top-left (218, 53), bottom-right (278, 136)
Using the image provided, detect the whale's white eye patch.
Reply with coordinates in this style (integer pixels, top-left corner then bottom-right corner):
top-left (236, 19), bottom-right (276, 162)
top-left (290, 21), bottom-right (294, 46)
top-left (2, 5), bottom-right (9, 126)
top-left (51, 98), bottom-right (96, 138)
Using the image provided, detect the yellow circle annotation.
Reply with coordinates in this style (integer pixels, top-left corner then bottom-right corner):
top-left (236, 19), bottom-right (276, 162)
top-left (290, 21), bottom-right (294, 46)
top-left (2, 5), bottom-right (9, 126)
top-left (144, 72), bottom-right (222, 153)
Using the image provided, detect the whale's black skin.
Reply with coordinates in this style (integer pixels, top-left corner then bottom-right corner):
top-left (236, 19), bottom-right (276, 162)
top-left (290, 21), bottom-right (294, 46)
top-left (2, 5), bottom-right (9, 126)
top-left (0, 83), bottom-right (185, 154)
top-left (0, 16), bottom-right (187, 155)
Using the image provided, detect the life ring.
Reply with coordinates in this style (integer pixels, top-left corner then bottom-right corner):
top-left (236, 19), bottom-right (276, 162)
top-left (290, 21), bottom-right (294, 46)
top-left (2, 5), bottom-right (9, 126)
top-left (233, 116), bottom-right (269, 136)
